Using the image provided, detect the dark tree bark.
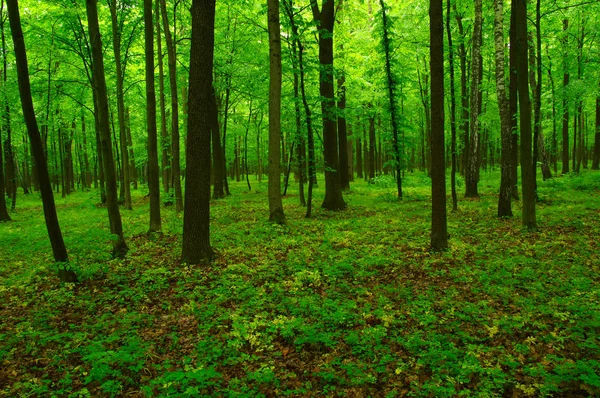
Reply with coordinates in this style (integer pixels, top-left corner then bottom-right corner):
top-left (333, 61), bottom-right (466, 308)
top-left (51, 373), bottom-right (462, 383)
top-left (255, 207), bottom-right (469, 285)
top-left (380, 0), bottom-right (402, 198)
top-left (562, 19), bottom-right (570, 174)
top-left (493, 0), bottom-right (512, 218)
top-left (182, 0), bottom-right (215, 264)
top-left (144, 0), bottom-right (162, 232)
top-left (267, 0), bottom-right (286, 224)
top-left (159, 0), bottom-right (182, 211)
top-left (465, 0), bottom-right (482, 198)
top-left (7, 0), bottom-right (78, 281)
top-left (86, 0), bottom-right (128, 257)
top-left (515, 0), bottom-right (536, 229)
top-left (446, 0), bottom-right (457, 211)
top-left (109, 0), bottom-right (131, 210)
top-left (1, 5), bottom-right (15, 210)
top-left (311, 0), bottom-right (346, 211)
top-left (430, 0), bottom-right (448, 251)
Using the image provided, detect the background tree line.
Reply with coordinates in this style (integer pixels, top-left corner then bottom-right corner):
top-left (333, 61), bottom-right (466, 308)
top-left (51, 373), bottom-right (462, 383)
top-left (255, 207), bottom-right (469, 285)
top-left (1, 0), bottom-right (600, 279)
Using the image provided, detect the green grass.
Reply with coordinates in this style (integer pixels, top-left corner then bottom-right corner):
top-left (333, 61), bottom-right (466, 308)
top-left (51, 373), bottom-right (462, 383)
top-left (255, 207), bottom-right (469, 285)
top-left (1, 170), bottom-right (599, 397)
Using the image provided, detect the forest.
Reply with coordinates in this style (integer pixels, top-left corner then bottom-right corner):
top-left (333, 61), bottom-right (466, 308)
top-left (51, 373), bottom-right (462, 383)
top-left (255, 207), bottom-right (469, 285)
top-left (0, 0), bottom-right (599, 396)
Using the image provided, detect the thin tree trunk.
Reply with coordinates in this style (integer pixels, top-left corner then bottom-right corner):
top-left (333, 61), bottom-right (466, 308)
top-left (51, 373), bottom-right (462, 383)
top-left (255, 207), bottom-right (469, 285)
top-left (7, 0), bottom-right (77, 281)
top-left (380, 0), bottom-right (401, 198)
top-left (465, 0), bottom-right (482, 198)
top-left (267, 0), bottom-right (285, 224)
top-left (562, 19), bottom-right (570, 174)
top-left (493, 0), bottom-right (512, 217)
top-left (446, 0), bottom-right (457, 211)
top-left (210, 90), bottom-right (225, 199)
top-left (144, 0), bottom-right (162, 232)
top-left (338, 72), bottom-right (350, 190)
top-left (156, 0), bottom-right (170, 195)
top-left (109, 0), bottom-right (131, 210)
top-left (87, 0), bottom-right (128, 256)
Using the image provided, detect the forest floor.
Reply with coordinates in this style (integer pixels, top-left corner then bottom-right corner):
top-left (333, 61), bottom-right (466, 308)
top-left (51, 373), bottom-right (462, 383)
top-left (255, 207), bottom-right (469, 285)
top-left (1, 171), bottom-right (599, 397)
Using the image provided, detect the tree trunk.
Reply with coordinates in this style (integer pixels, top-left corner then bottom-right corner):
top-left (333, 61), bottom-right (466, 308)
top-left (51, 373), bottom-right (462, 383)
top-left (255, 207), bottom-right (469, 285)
top-left (311, 0), bottom-right (346, 211)
top-left (86, 0), bottom-right (128, 256)
top-left (109, 0), bottom-right (131, 210)
top-left (454, 8), bottom-right (469, 178)
top-left (562, 19), bottom-right (570, 174)
top-left (0, 108), bottom-right (9, 221)
top-left (593, 84), bottom-right (600, 170)
top-left (7, 0), bottom-right (78, 281)
top-left (210, 90), bottom-right (225, 199)
top-left (508, 1), bottom-right (519, 199)
top-left (158, 0), bottom-right (183, 211)
top-left (380, 0), bottom-right (401, 198)
top-left (446, 0), bottom-right (457, 211)
top-left (515, 0), bottom-right (535, 229)
top-left (337, 72), bottom-right (350, 191)
top-left (465, 0), bottom-right (482, 198)
top-left (430, 0), bottom-right (448, 251)
top-left (493, 0), bottom-right (512, 218)
top-left (368, 113), bottom-right (376, 179)
top-left (267, 0), bottom-right (286, 224)
top-left (182, 0), bottom-right (215, 264)
top-left (144, 0), bottom-right (162, 232)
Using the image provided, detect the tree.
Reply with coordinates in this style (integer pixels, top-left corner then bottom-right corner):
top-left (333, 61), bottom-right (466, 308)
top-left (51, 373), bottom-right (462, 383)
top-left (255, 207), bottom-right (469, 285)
top-left (430, 0), bottom-right (447, 251)
top-left (465, 0), bottom-right (482, 198)
top-left (311, 0), bottom-right (346, 211)
top-left (267, 0), bottom-right (285, 224)
top-left (561, 19), bottom-right (570, 174)
top-left (7, 0), bottom-right (77, 281)
top-left (108, 0), bottom-right (132, 210)
top-left (515, 0), bottom-right (535, 229)
top-left (594, 82), bottom-right (600, 170)
top-left (493, 0), bottom-right (512, 218)
top-left (159, 0), bottom-right (183, 211)
top-left (181, 0), bottom-right (215, 264)
top-left (445, 0), bottom-right (457, 211)
top-left (86, 0), bottom-right (128, 257)
top-left (380, 0), bottom-right (402, 199)
top-left (144, 0), bottom-right (161, 233)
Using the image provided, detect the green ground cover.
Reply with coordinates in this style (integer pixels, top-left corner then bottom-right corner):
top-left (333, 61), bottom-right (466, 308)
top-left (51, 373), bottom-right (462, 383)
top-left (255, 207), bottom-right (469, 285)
top-left (1, 171), bottom-right (599, 397)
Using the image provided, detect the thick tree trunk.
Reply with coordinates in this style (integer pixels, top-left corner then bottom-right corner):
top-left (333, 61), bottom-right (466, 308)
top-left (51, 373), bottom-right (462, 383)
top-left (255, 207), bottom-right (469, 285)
top-left (465, 0), bottom-right (482, 198)
top-left (144, 0), bottom-right (162, 232)
top-left (87, 0), bottom-right (128, 256)
top-left (109, 0), bottom-right (131, 210)
top-left (267, 0), bottom-right (285, 224)
top-left (311, 0), bottom-right (346, 211)
top-left (182, 0), bottom-right (215, 264)
top-left (515, 0), bottom-right (536, 229)
top-left (493, 0), bottom-right (512, 218)
top-left (430, 0), bottom-right (447, 251)
top-left (7, 0), bottom-right (78, 281)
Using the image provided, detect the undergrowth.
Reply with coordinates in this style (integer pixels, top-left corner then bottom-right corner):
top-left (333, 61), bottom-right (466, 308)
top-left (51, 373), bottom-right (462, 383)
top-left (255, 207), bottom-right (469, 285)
top-left (1, 171), bottom-right (599, 397)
